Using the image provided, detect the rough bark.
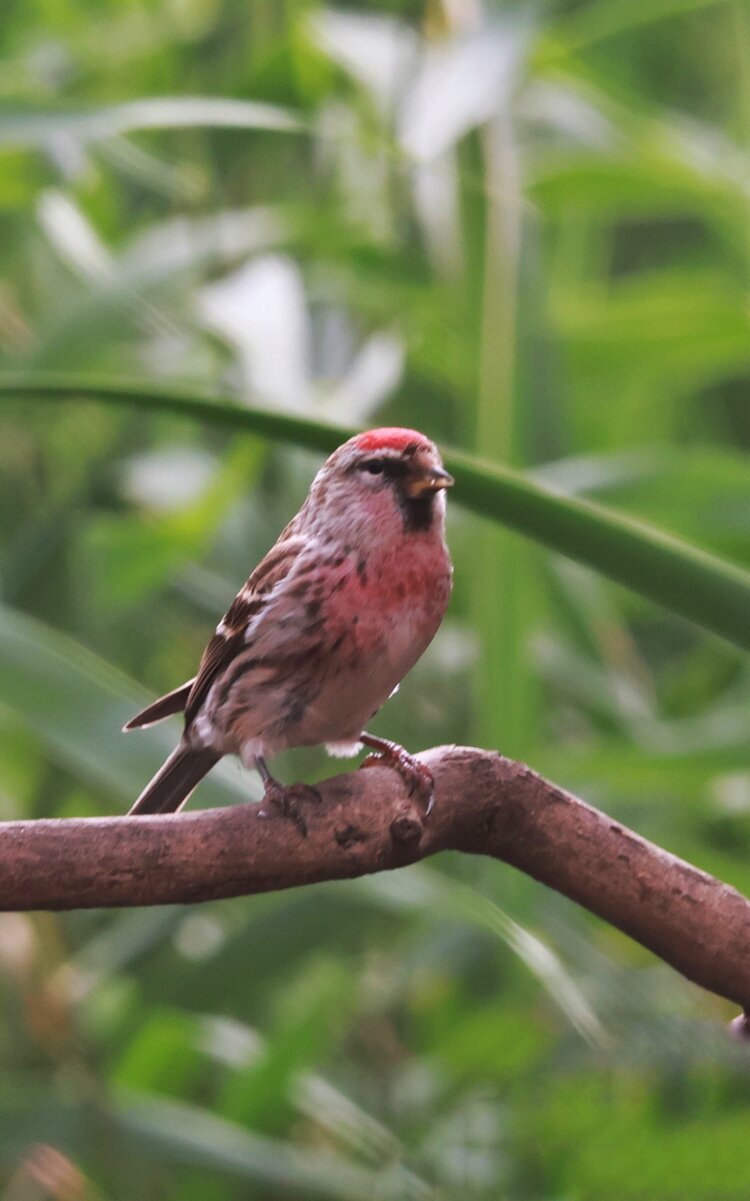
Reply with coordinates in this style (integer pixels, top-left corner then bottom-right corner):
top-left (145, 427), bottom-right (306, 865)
top-left (1, 746), bottom-right (749, 1019)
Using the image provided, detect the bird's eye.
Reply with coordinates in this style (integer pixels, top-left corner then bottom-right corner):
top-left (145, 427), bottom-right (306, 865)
top-left (361, 458), bottom-right (387, 475)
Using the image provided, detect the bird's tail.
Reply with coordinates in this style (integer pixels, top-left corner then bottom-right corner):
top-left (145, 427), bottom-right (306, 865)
top-left (129, 744), bottom-right (220, 815)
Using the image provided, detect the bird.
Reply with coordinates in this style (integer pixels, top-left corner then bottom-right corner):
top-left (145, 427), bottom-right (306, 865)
top-left (124, 427), bottom-right (453, 828)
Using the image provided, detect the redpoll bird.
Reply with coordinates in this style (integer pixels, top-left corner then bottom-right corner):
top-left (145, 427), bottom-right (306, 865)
top-left (125, 427), bottom-right (453, 825)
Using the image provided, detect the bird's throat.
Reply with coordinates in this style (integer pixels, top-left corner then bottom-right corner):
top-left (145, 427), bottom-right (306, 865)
top-left (398, 492), bottom-right (437, 533)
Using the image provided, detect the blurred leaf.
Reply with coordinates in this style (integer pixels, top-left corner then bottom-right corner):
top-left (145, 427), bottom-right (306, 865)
top-left (4, 375), bottom-right (750, 653)
top-left (115, 1008), bottom-right (205, 1096)
top-left (310, 9), bottom-right (417, 116)
top-left (399, 27), bottom-right (526, 161)
top-left (219, 959), bottom-right (351, 1131)
top-left (200, 1014), bottom-right (406, 1162)
top-left (0, 97), bottom-right (305, 148)
top-left (359, 866), bottom-right (608, 1049)
top-left (532, 1071), bottom-right (750, 1200)
top-left (554, 0), bottom-right (733, 53)
top-left (0, 603), bottom-right (247, 809)
top-left (116, 1091), bottom-right (435, 1200)
top-left (197, 255), bottom-right (312, 409)
top-left (78, 437), bottom-right (265, 606)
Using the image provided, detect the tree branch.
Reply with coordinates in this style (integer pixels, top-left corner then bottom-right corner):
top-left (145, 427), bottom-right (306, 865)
top-left (2, 746), bottom-right (749, 1019)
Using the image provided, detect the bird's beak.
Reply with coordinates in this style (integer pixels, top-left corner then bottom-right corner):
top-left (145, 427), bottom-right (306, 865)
top-left (404, 464), bottom-right (454, 498)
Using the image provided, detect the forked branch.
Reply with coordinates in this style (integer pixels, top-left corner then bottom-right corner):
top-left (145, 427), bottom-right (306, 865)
top-left (1, 746), bottom-right (749, 1022)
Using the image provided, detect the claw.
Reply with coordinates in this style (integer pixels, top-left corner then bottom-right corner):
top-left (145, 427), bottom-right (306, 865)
top-left (358, 734), bottom-right (435, 816)
top-left (255, 755), bottom-right (321, 837)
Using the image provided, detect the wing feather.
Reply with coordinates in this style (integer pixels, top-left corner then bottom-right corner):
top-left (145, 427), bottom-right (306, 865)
top-left (123, 679), bottom-right (194, 731)
top-left (184, 535), bottom-right (312, 727)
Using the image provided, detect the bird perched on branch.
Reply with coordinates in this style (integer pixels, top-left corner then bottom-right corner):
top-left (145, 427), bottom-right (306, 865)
top-left (125, 427), bottom-right (453, 828)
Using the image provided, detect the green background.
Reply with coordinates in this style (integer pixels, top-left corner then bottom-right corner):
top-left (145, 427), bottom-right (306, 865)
top-left (2, 0), bottom-right (750, 1197)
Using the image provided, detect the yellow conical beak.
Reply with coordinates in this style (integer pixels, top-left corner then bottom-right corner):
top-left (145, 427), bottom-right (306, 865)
top-left (403, 466), bottom-right (454, 498)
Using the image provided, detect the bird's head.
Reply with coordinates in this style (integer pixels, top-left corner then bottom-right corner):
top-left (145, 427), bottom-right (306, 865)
top-left (305, 427), bottom-right (453, 543)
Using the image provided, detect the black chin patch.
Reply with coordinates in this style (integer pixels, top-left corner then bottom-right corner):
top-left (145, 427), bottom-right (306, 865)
top-left (398, 492), bottom-right (436, 533)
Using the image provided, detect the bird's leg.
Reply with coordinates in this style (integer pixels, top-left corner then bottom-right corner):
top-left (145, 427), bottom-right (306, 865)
top-left (255, 756), bottom-right (321, 837)
top-left (358, 733), bottom-right (435, 816)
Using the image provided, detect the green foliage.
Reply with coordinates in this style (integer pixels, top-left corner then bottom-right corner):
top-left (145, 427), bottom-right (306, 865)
top-left (1, 0), bottom-right (749, 1197)
top-left (8, 375), bottom-right (750, 650)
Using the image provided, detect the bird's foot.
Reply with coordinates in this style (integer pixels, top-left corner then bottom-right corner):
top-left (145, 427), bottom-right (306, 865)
top-left (255, 756), bottom-right (321, 836)
top-left (258, 781), bottom-right (322, 837)
top-left (358, 733), bottom-right (435, 816)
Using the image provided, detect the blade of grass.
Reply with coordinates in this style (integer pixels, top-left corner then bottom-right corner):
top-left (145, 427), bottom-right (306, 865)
top-left (117, 1091), bottom-right (435, 1201)
top-left (552, 0), bottom-right (733, 54)
top-left (472, 108), bottom-right (533, 757)
top-left (0, 602), bottom-right (247, 808)
top-left (3, 373), bottom-right (750, 652)
top-left (0, 97), bottom-right (305, 148)
top-left (358, 866), bottom-right (608, 1048)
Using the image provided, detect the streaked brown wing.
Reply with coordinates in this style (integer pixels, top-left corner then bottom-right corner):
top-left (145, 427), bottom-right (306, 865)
top-left (183, 535), bottom-right (308, 728)
top-left (184, 628), bottom-right (245, 725)
top-left (244, 534), bottom-right (308, 597)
